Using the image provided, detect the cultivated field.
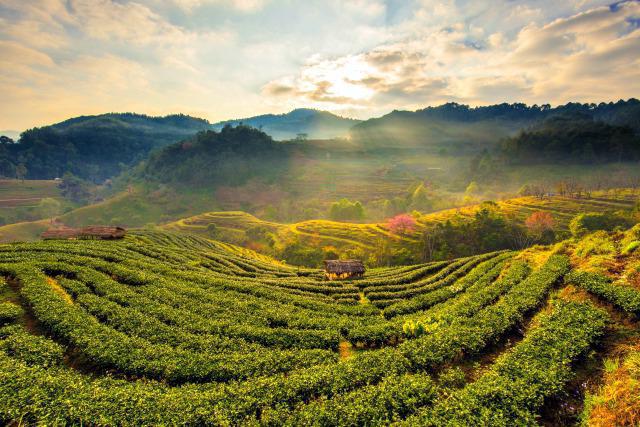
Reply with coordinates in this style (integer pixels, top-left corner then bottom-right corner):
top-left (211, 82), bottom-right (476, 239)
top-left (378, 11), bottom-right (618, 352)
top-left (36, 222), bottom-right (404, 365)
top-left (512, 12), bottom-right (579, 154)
top-left (1, 227), bottom-right (639, 424)
top-left (166, 190), bottom-right (640, 252)
top-left (0, 180), bottom-right (65, 225)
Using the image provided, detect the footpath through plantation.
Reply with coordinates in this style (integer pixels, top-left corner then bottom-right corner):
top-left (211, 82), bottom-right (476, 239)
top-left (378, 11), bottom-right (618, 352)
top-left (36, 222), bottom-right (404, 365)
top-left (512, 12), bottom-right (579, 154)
top-left (0, 227), bottom-right (639, 425)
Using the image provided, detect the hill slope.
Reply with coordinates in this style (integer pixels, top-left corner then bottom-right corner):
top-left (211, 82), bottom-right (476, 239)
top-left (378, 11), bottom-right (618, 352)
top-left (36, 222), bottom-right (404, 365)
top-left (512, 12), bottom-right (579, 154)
top-left (211, 108), bottom-right (360, 140)
top-left (0, 113), bottom-right (211, 182)
top-left (165, 190), bottom-right (640, 265)
top-left (350, 99), bottom-right (640, 153)
top-left (0, 227), bottom-right (638, 424)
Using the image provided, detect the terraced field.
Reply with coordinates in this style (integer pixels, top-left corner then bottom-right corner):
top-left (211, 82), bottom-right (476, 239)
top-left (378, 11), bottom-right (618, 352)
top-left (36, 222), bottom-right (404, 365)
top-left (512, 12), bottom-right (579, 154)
top-left (0, 180), bottom-right (63, 210)
top-left (1, 226), bottom-right (639, 425)
top-left (166, 190), bottom-right (640, 252)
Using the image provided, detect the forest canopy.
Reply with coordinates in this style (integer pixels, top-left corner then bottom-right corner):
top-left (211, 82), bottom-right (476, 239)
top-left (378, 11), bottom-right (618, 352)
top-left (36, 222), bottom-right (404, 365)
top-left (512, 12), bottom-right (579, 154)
top-left (0, 113), bottom-right (210, 182)
top-left (143, 125), bottom-right (290, 187)
top-left (499, 114), bottom-right (640, 164)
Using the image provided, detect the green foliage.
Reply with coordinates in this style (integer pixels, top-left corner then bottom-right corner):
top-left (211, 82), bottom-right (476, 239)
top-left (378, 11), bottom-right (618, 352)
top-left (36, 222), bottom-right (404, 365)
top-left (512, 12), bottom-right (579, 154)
top-left (206, 223), bottom-right (219, 238)
top-left (567, 270), bottom-right (640, 314)
top-left (329, 198), bottom-right (365, 221)
top-left (144, 125), bottom-right (288, 188)
top-left (0, 302), bottom-right (22, 325)
top-left (15, 164), bottom-right (27, 181)
top-left (58, 173), bottom-right (92, 203)
top-left (37, 198), bottom-right (62, 222)
top-left (574, 231), bottom-right (617, 258)
top-left (0, 329), bottom-right (65, 367)
top-left (0, 113), bottom-right (210, 181)
top-left (403, 300), bottom-right (608, 426)
top-left (500, 113), bottom-right (640, 164)
top-left (402, 320), bottom-right (427, 338)
top-left (419, 206), bottom-right (524, 260)
top-left (281, 240), bottom-right (325, 267)
top-left (0, 229), bottom-right (634, 425)
top-left (569, 212), bottom-right (631, 237)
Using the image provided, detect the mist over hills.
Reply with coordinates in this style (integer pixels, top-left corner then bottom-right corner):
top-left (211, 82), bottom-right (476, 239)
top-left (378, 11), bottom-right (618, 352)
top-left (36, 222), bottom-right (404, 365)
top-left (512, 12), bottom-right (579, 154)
top-left (0, 99), bottom-right (638, 184)
top-left (211, 108), bottom-right (361, 140)
top-left (349, 99), bottom-right (640, 153)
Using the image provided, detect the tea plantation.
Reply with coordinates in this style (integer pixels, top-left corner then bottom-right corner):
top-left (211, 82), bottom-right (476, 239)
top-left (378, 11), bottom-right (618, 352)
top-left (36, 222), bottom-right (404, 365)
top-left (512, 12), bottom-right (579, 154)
top-left (0, 228), bottom-right (639, 425)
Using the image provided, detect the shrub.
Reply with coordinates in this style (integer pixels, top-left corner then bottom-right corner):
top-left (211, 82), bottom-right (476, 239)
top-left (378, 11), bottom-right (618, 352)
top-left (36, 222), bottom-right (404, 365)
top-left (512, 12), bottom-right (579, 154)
top-left (0, 302), bottom-right (22, 325)
top-left (402, 320), bottom-right (428, 338)
top-left (206, 223), bottom-right (219, 238)
top-left (569, 212), bottom-right (630, 237)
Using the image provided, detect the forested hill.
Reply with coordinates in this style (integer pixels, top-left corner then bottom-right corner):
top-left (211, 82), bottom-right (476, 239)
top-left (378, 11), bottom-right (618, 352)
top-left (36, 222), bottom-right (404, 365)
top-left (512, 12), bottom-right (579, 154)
top-left (499, 113), bottom-right (640, 164)
top-left (2, 99), bottom-right (638, 184)
top-left (142, 125), bottom-right (290, 187)
top-left (211, 108), bottom-right (360, 140)
top-left (0, 113), bottom-right (211, 182)
top-left (350, 99), bottom-right (640, 153)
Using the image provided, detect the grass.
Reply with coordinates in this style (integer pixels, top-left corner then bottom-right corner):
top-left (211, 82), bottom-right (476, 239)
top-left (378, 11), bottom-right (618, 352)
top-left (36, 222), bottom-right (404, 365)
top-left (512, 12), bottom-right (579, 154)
top-left (0, 180), bottom-right (72, 225)
top-left (0, 220), bottom-right (49, 243)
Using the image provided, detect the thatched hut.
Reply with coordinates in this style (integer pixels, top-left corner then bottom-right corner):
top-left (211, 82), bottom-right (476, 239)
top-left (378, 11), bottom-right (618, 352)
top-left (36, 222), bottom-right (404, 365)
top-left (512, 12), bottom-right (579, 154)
top-left (42, 226), bottom-right (126, 240)
top-left (324, 260), bottom-right (365, 280)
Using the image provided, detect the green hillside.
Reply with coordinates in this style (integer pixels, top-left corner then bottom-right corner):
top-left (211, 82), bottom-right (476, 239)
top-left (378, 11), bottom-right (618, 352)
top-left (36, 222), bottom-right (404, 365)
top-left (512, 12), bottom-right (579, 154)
top-left (0, 113), bottom-right (210, 182)
top-left (165, 191), bottom-right (640, 266)
top-left (349, 99), bottom-right (640, 152)
top-left (0, 179), bottom-right (77, 225)
top-left (0, 225), bottom-right (638, 424)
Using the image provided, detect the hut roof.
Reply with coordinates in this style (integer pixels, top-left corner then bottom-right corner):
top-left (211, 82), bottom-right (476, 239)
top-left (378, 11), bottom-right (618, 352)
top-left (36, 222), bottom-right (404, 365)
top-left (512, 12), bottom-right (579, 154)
top-left (324, 259), bottom-right (365, 275)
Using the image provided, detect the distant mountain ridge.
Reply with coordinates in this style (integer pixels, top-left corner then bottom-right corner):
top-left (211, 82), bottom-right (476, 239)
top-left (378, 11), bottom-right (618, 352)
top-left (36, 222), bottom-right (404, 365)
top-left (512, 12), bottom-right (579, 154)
top-left (349, 99), bottom-right (640, 152)
top-left (2, 99), bottom-right (638, 182)
top-left (211, 108), bottom-right (361, 140)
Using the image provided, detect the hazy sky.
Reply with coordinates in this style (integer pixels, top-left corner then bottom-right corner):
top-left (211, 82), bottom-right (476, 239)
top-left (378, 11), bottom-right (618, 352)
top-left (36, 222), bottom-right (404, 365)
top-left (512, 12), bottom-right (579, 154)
top-left (1, 0), bottom-right (639, 131)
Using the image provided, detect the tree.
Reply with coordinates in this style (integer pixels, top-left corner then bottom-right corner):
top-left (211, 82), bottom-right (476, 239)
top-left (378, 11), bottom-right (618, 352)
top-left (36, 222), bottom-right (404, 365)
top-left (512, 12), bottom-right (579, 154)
top-left (328, 198), bottom-right (365, 221)
top-left (465, 181), bottom-right (479, 196)
top-left (38, 198), bottom-right (62, 223)
top-left (525, 211), bottom-right (555, 237)
top-left (59, 172), bottom-right (91, 203)
top-left (387, 214), bottom-right (417, 235)
top-left (15, 164), bottom-right (27, 182)
top-left (206, 223), bottom-right (219, 238)
top-left (410, 183), bottom-right (432, 211)
top-left (420, 226), bottom-right (443, 262)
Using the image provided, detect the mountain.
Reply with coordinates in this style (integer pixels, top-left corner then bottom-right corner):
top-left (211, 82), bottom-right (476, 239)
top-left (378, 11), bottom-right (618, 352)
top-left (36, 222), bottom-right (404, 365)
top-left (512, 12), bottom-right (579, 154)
top-left (211, 108), bottom-right (361, 140)
top-left (350, 99), bottom-right (640, 154)
top-left (143, 125), bottom-right (289, 187)
top-left (0, 113), bottom-right (211, 182)
top-left (499, 113), bottom-right (640, 164)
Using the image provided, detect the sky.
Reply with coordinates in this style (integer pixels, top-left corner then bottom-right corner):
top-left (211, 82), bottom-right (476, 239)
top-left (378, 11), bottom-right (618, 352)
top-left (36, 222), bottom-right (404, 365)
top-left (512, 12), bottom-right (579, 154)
top-left (1, 0), bottom-right (639, 131)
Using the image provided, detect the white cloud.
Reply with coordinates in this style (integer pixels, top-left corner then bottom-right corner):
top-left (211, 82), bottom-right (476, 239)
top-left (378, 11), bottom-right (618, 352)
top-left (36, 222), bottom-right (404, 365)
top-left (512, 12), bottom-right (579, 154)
top-left (263, 1), bottom-right (640, 112)
top-left (171, 0), bottom-right (268, 13)
top-left (0, 0), bottom-right (638, 130)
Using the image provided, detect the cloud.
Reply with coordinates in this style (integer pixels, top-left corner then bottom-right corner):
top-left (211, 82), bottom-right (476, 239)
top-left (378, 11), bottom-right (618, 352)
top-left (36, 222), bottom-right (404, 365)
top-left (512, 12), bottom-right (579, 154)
top-left (1, 0), bottom-right (639, 130)
top-left (171, 0), bottom-right (268, 13)
top-left (262, 1), bottom-right (640, 111)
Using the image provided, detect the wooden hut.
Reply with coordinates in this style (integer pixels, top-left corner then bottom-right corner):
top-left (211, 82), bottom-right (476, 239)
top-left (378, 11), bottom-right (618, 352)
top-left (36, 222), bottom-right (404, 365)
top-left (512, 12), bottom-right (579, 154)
top-left (324, 260), bottom-right (365, 280)
top-left (42, 226), bottom-right (126, 240)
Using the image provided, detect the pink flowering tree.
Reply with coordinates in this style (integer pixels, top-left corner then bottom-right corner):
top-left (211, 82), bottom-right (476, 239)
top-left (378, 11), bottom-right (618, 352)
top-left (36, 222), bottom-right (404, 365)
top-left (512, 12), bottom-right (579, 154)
top-left (387, 214), bottom-right (417, 235)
